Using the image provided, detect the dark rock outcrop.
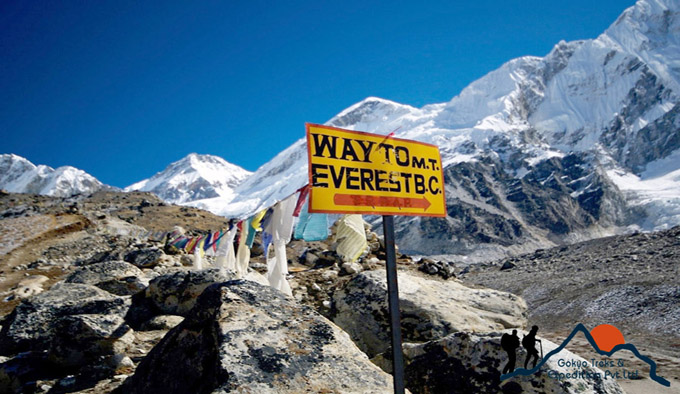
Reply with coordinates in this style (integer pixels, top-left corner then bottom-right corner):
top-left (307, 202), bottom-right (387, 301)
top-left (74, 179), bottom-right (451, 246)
top-left (124, 247), bottom-right (163, 268)
top-left (116, 280), bottom-right (393, 393)
top-left (65, 260), bottom-right (148, 296)
top-left (0, 283), bottom-right (130, 355)
top-left (48, 314), bottom-right (134, 369)
top-left (395, 153), bottom-right (632, 259)
top-left (144, 268), bottom-right (235, 316)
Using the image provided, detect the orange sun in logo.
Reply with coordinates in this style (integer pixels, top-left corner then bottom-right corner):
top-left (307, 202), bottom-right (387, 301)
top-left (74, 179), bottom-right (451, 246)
top-left (590, 324), bottom-right (625, 352)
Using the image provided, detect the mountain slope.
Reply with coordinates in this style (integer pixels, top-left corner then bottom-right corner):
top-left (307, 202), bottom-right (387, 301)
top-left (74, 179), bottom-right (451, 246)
top-left (125, 153), bottom-right (251, 204)
top-left (0, 154), bottom-right (108, 197)
top-left (191, 0), bottom-right (680, 260)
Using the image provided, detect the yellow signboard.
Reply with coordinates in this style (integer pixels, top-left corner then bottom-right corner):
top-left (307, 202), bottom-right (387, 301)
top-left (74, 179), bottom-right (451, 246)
top-left (306, 123), bottom-right (446, 217)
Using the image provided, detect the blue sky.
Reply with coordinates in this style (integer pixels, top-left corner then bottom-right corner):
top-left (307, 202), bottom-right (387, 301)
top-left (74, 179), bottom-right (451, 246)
top-left (1, 0), bottom-right (634, 188)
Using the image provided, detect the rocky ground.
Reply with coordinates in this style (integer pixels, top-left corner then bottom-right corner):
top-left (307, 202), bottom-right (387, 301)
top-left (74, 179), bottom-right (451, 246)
top-left (461, 227), bottom-right (680, 391)
top-left (0, 190), bottom-right (673, 393)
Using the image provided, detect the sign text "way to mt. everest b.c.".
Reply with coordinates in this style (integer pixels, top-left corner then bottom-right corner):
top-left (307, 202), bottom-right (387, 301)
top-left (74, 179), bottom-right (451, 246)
top-left (306, 123), bottom-right (446, 217)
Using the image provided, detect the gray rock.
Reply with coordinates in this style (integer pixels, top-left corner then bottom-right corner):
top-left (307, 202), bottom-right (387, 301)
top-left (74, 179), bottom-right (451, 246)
top-left (116, 280), bottom-right (393, 393)
top-left (500, 261), bottom-right (516, 271)
top-left (313, 251), bottom-right (342, 269)
top-left (393, 331), bottom-right (623, 394)
top-left (417, 259), bottom-right (456, 279)
top-left (9, 275), bottom-right (49, 299)
top-left (333, 270), bottom-right (527, 357)
top-left (0, 284), bottom-right (131, 355)
top-left (145, 268), bottom-right (235, 316)
top-left (340, 262), bottom-right (363, 276)
top-left (65, 261), bottom-right (148, 295)
top-left (124, 248), bottom-right (163, 268)
top-left (139, 315), bottom-right (184, 331)
top-left (0, 351), bottom-right (54, 394)
top-left (299, 248), bottom-right (321, 267)
top-left (109, 354), bottom-right (134, 372)
top-left (48, 314), bottom-right (134, 369)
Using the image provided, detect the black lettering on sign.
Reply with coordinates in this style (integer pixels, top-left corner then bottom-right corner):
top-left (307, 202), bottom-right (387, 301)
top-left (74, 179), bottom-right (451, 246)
top-left (414, 174), bottom-right (426, 194)
top-left (375, 169), bottom-right (389, 192)
top-left (379, 143), bottom-right (394, 163)
top-left (401, 173), bottom-right (412, 193)
top-left (428, 158), bottom-right (438, 171)
top-left (330, 166), bottom-right (346, 189)
top-left (346, 167), bottom-right (360, 190)
top-left (311, 164), bottom-right (329, 188)
top-left (428, 176), bottom-right (440, 195)
top-left (360, 168), bottom-right (375, 191)
top-left (388, 172), bottom-right (401, 192)
top-left (311, 134), bottom-right (338, 159)
top-left (412, 156), bottom-right (427, 169)
top-left (356, 140), bottom-right (375, 163)
top-left (340, 138), bottom-right (360, 162)
top-left (395, 146), bottom-right (409, 166)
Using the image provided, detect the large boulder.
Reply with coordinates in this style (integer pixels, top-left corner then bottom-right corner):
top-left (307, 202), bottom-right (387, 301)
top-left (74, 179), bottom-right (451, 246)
top-left (116, 280), bottom-right (394, 393)
top-left (333, 270), bottom-right (527, 357)
top-left (0, 283), bottom-right (131, 355)
top-left (65, 260), bottom-right (149, 296)
top-left (124, 247), bottom-right (163, 268)
top-left (48, 314), bottom-right (134, 369)
top-left (144, 268), bottom-right (269, 316)
top-left (144, 269), bottom-right (235, 316)
top-left (393, 331), bottom-right (624, 394)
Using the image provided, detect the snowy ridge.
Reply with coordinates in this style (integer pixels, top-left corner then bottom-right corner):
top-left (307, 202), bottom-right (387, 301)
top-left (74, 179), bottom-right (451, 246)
top-left (125, 153), bottom-right (251, 205)
top-left (0, 154), bottom-right (107, 197)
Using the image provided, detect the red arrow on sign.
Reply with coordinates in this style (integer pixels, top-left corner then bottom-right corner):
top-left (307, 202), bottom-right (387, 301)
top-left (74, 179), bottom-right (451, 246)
top-left (333, 193), bottom-right (431, 210)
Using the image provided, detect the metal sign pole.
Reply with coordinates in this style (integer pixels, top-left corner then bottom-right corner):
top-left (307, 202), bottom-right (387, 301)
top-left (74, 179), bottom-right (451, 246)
top-left (382, 215), bottom-right (405, 394)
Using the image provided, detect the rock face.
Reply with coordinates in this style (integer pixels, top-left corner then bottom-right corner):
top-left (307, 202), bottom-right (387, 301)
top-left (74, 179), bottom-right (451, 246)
top-left (116, 280), bottom-right (394, 393)
top-left (0, 283), bottom-right (130, 355)
top-left (65, 261), bottom-right (148, 296)
top-left (398, 331), bottom-right (624, 394)
top-left (124, 247), bottom-right (163, 268)
top-left (48, 314), bottom-right (134, 369)
top-left (144, 268), bottom-right (236, 316)
top-left (393, 153), bottom-right (632, 260)
top-left (332, 270), bottom-right (527, 357)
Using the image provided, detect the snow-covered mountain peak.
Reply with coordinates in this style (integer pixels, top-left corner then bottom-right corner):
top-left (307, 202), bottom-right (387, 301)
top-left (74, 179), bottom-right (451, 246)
top-left (175, 153), bottom-right (248, 178)
top-left (328, 96), bottom-right (421, 133)
top-left (602, 0), bottom-right (680, 93)
top-left (125, 153), bottom-right (251, 204)
top-left (436, 55), bottom-right (547, 131)
top-left (0, 154), bottom-right (106, 197)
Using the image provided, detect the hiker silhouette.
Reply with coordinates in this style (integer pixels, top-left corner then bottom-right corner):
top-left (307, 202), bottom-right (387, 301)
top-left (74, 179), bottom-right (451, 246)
top-left (501, 329), bottom-right (520, 373)
top-left (522, 325), bottom-right (542, 369)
